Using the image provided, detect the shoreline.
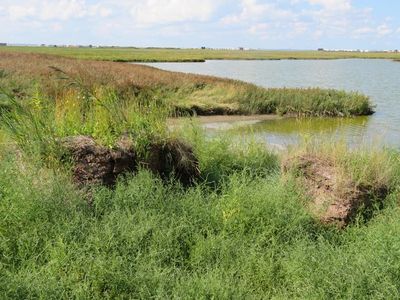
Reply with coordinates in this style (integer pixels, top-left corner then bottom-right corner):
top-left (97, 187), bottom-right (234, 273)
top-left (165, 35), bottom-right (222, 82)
top-left (167, 114), bottom-right (284, 125)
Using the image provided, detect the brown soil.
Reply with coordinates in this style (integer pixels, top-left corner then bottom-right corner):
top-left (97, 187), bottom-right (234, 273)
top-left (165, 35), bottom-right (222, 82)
top-left (61, 135), bottom-right (200, 188)
top-left (143, 139), bottom-right (200, 186)
top-left (283, 154), bottom-right (388, 228)
top-left (61, 136), bottom-right (115, 186)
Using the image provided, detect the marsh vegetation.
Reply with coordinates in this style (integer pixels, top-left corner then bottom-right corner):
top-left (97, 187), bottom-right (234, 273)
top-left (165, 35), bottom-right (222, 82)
top-left (0, 52), bottom-right (399, 299)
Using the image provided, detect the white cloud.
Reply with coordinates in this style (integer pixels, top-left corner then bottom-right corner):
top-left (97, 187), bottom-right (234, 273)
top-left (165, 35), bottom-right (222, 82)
top-left (0, 0), bottom-right (399, 47)
top-left (128, 0), bottom-right (218, 26)
top-left (5, 0), bottom-right (111, 21)
top-left (352, 24), bottom-right (394, 39)
top-left (39, 0), bottom-right (87, 20)
top-left (222, 0), bottom-right (294, 25)
top-left (248, 23), bottom-right (269, 35)
top-left (8, 5), bottom-right (36, 20)
top-left (88, 5), bottom-right (112, 18)
top-left (308, 0), bottom-right (351, 11)
top-left (376, 24), bottom-right (392, 36)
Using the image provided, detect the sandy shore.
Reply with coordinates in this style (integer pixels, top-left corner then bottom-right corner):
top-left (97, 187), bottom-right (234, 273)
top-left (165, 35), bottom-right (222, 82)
top-left (167, 114), bottom-right (283, 125)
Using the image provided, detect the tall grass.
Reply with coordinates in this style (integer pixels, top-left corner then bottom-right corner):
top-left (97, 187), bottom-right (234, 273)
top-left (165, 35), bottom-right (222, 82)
top-left (1, 142), bottom-right (400, 298)
top-left (238, 86), bottom-right (373, 116)
top-left (0, 52), bottom-right (374, 118)
top-left (285, 141), bottom-right (400, 189)
top-left (0, 72), bottom-right (169, 163)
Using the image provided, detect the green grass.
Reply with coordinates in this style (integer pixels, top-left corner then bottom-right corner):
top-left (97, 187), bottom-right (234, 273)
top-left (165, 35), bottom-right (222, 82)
top-left (0, 51), bottom-right (398, 298)
top-left (2, 46), bottom-right (400, 62)
top-left (1, 136), bottom-right (400, 299)
top-left (0, 52), bottom-right (374, 118)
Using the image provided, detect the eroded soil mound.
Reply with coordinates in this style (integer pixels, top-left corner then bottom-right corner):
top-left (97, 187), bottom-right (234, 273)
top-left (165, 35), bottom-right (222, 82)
top-left (283, 154), bottom-right (388, 228)
top-left (61, 136), bottom-right (136, 187)
top-left (144, 139), bottom-right (200, 186)
top-left (61, 136), bottom-right (200, 187)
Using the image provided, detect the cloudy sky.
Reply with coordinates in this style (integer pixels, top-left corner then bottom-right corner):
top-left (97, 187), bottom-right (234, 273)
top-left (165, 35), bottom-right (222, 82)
top-left (1, 0), bottom-right (399, 49)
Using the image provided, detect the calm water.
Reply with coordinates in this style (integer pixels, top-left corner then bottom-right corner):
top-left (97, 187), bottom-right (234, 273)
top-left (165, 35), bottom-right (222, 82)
top-left (146, 59), bottom-right (400, 148)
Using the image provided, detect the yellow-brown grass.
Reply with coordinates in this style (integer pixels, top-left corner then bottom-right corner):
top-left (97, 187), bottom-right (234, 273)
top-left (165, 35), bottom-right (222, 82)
top-left (0, 52), bottom-right (373, 117)
top-left (0, 52), bottom-right (226, 89)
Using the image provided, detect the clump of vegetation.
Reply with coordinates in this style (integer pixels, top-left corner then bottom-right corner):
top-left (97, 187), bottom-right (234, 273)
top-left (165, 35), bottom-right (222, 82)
top-left (0, 66), bottom-right (170, 165)
top-left (0, 52), bottom-right (374, 118)
top-left (283, 142), bottom-right (398, 227)
top-left (237, 86), bottom-right (373, 116)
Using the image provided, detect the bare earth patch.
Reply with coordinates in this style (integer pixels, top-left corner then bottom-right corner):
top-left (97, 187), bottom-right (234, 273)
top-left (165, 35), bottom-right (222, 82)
top-left (167, 114), bottom-right (282, 125)
top-left (283, 154), bottom-right (389, 228)
top-left (61, 135), bottom-right (200, 188)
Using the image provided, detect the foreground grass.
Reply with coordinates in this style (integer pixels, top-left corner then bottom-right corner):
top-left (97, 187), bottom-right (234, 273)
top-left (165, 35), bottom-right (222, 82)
top-left (0, 51), bottom-right (396, 298)
top-left (1, 46), bottom-right (400, 62)
top-left (0, 52), bottom-right (373, 118)
top-left (1, 134), bottom-right (400, 298)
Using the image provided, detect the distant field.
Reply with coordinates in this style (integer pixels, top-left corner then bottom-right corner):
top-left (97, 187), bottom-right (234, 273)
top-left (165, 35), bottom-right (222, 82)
top-left (1, 46), bottom-right (400, 62)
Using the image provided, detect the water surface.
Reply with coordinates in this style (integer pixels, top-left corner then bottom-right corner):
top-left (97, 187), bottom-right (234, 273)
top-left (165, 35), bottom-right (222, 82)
top-left (146, 59), bottom-right (400, 148)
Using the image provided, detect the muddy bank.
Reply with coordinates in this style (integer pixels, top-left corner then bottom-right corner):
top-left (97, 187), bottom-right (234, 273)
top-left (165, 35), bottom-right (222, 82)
top-left (167, 114), bottom-right (283, 126)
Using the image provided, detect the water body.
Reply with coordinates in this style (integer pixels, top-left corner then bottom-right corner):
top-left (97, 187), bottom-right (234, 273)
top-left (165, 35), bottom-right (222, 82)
top-left (146, 59), bottom-right (400, 148)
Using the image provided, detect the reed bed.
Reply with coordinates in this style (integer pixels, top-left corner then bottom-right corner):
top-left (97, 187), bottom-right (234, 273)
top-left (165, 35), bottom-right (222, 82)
top-left (0, 52), bottom-right (373, 118)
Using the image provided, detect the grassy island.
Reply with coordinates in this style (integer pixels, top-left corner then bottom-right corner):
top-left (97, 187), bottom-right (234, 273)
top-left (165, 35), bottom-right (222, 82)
top-left (2, 52), bottom-right (399, 299)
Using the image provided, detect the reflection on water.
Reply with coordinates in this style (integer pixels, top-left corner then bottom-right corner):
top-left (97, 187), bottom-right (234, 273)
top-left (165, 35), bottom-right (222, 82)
top-left (242, 116), bottom-right (373, 149)
top-left (203, 116), bottom-right (374, 149)
top-left (234, 116), bottom-right (370, 135)
top-left (146, 59), bottom-right (400, 149)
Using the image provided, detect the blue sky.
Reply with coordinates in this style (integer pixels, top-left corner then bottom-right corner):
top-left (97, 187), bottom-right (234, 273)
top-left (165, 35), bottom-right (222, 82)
top-left (0, 0), bottom-right (399, 49)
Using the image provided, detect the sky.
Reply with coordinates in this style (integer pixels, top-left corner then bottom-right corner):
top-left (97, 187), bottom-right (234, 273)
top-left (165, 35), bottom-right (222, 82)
top-left (0, 0), bottom-right (400, 50)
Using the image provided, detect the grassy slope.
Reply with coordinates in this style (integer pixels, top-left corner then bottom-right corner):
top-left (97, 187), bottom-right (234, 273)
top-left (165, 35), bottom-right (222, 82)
top-left (1, 46), bottom-right (400, 62)
top-left (1, 131), bottom-right (400, 299)
top-left (0, 52), bottom-right (373, 119)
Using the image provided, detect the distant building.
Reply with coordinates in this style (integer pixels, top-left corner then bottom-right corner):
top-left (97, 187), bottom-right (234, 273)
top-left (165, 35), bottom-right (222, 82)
top-left (0, 43), bottom-right (7, 46)
top-left (317, 48), bottom-right (324, 51)
top-left (238, 47), bottom-right (244, 51)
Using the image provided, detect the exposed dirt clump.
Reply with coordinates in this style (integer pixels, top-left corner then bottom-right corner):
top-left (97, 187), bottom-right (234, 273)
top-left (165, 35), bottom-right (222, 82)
top-left (112, 134), bottom-right (136, 176)
top-left (282, 154), bottom-right (389, 228)
top-left (143, 139), bottom-right (200, 186)
top-left (61, 136), bottom-right (136, 187)
top-left (61, 136), bottom-right (200, 188)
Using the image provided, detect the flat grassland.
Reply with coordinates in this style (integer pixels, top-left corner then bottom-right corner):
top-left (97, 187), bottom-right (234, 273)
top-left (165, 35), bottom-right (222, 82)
top-left (1, 46), bottom-right (400, 62)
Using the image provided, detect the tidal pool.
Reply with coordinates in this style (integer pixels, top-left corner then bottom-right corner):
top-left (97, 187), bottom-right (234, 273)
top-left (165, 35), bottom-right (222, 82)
top-left (146, 59), bottom-right (400, 148)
